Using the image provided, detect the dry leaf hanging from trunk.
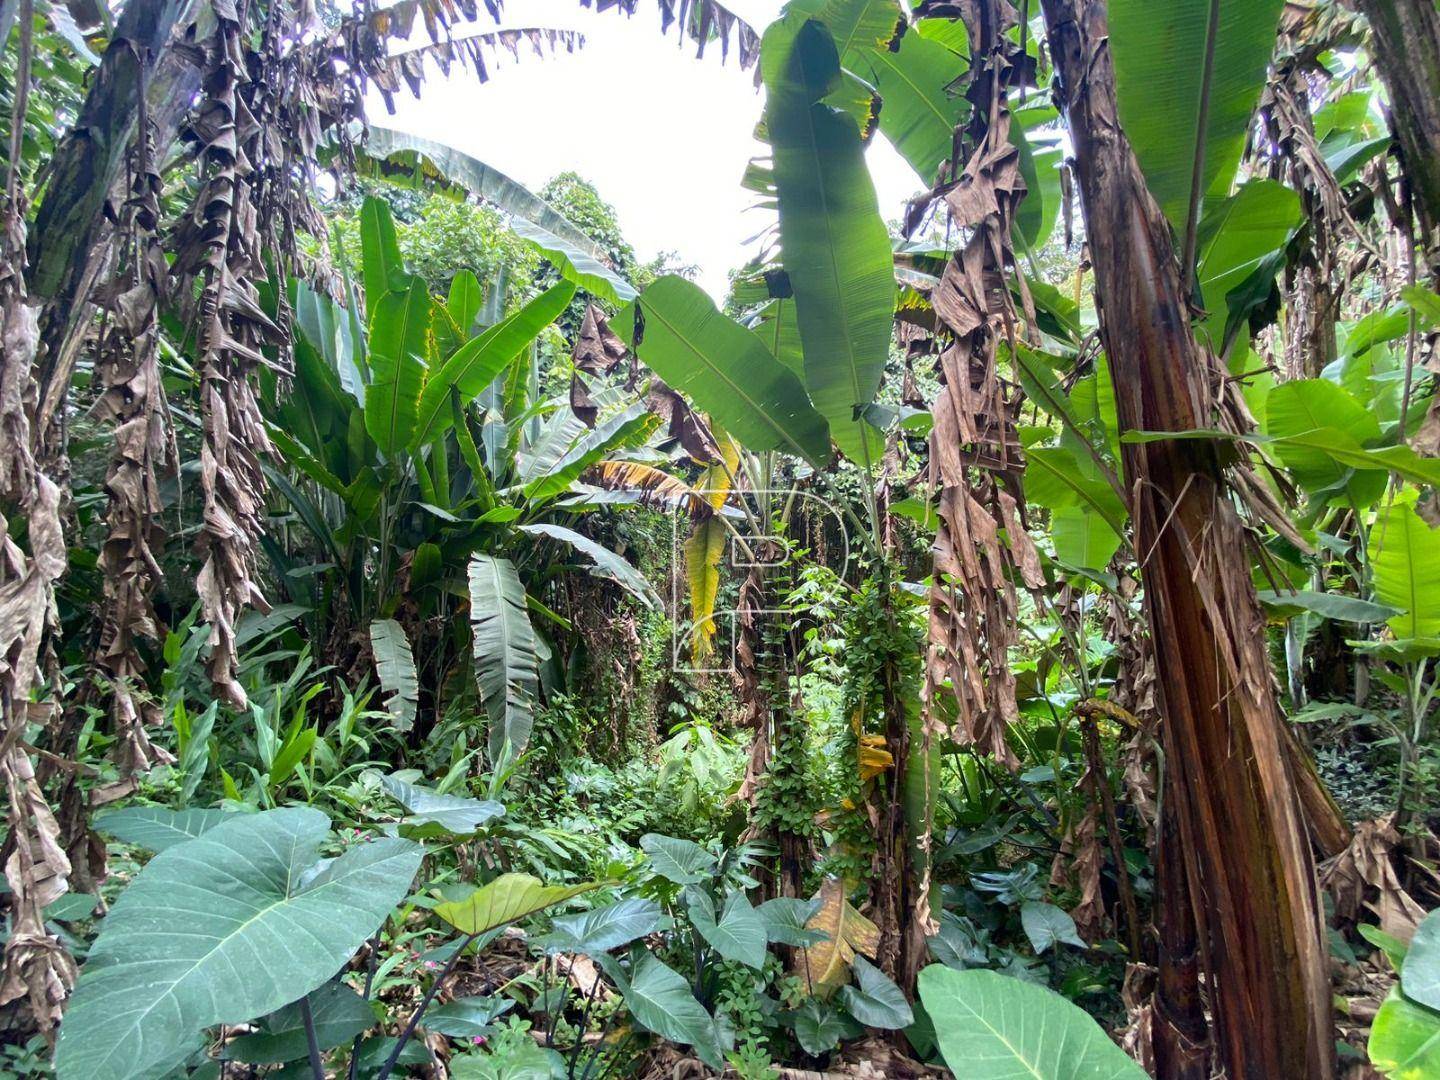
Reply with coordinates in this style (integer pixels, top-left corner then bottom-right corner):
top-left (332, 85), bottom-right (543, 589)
top-left (917, 39), bottom-right (1040, 771)
top-left (92, 105), bottom-right (173, 776)
top-left (1320, 815), bottom-right (1428, 942)
top-left (0, 140), bottom-right (74, 1029)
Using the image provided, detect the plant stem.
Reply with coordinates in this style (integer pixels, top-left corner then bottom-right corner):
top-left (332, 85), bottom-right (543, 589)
top-left (346, 935), bottom-right (382, 1080)
top-left (565, 964), bottom-right (604, 1077)
top-left (377, 931), bottom-right (479, 1080)
top-left (299, 994), bottom-right (325, 1080)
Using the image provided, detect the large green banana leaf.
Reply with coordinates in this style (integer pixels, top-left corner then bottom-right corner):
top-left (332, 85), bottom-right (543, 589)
top-left (623, 275), bottom-right (831, 468)
top-left (468, 555), bottom-right (541, 760)
top-left (518, 523), bottom-right (659, 609)
top-left (784, 0), bottom-right (898, 61)
top-left (860, 28), bottom-right (968, 183)
top-left (1369, 497), bottom-right (1440, 640)
top-left (359, 195), bottom-right (406, 305)
top-left (1193, 178), bottom-right (1302, 348)
top-left (370, 618), bottom-right (419, 732)
top-left (519, 402), bottom-right (658, 502)
top-left (763, 14), bottom-right (894, 465)
top-left (54, 808), bottom-right (421, 1080)
top-left (1109, 0), bottom-right (1285, 237)
top-left (365, 126), bottom-right (636, 305)
top-left (365, 277), bottom-right (431, 454)
top-left (412, 279), bottom-right (575, 447)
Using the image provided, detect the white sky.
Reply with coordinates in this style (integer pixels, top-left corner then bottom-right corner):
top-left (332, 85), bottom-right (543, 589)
top-left (368, 0), bottom-right (926, 298)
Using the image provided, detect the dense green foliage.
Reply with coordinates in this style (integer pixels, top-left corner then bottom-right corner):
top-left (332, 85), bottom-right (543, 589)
top-left (2, 0), bottom-right (1440, 1078)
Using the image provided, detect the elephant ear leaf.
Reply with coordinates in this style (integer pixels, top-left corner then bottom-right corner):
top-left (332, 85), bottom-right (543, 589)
top-left (369, 618), bottom-right (419, 733)
top-left (467, 555), bottom-right (541, 760)
top-left (794, 877), bottom-right (880, 996)
top-left (94, 805), bottom-right (229, 852)
top-left (918, 966), bottom-right (1147, 1079)
top-left (54, 808), bottom-right (421, 1080)
top-left (762, 14), bottom-right (894, 466)
top-left (433, 873), bottom-right (601, 935)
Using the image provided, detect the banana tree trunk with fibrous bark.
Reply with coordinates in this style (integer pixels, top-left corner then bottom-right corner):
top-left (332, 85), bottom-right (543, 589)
top-left (1352, 0), bottom-right (1440, 281)
top-left (27, 0), bottom-right (200, 370)
top-left (1040, 2), bottom-right (1335, 1077)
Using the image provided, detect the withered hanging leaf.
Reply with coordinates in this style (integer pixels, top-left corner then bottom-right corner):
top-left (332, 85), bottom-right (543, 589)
top-left (573, 303), bottom-right (629, 375)
top-left (794, 878), bottom-right (881, 998)
top-left (585, 460), bottom-right (704, 514)
top-left (645, 380), bottom-right (722, 464)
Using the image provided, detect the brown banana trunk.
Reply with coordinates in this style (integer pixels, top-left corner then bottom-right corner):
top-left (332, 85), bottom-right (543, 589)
top-left (1352, 0), bottom-right (1440, 277)
top-left (1040, 3), bottom-right (1335, 1077)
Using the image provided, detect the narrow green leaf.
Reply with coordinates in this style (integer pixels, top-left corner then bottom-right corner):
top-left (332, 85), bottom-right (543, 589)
top-left (366, 278), bottom-right (431, 454)
top-left (412, 280), bottom-right (574, 447)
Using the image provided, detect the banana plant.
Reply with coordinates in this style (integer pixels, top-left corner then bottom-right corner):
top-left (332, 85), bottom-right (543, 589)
top-left (266, 196), bottom-right (661, 754)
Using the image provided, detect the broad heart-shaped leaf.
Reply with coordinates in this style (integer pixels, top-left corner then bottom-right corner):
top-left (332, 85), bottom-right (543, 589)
top-left (918, 966), bottom-right (1147, 1080)
top-left (1369, 498), bottom-right (1440, 639)
top-left (378, 772), bottom-right (504, 835)
top-left (859, 28), bottom-right (969, 183)
top-left (791, 998), bottom-right (861, 1055)
top-left (359, 195), bottom-right (405, 307)
top-left (1109, 0), bottom-right (1285, 237)
top-left (640, 833), bottom-right (717, 885)
top-left (604, 952), bottom-right (725, 1068)
top-left (1404, 910), bottom-right (1440, 1012)
top-left (537, 898), bottom-right (666, 956)
top-left (93, 806), bottom-right (229, 852)
top-left (688, 888), bottom-right (768, 969)
top-left (518, 524), bottom-right (659, 609)
top-left (369, 618), bottom-right (418, 733)
top-left (623, 276), bottom-right (831, 468)
top-left (764, 15), bottom-right (894, 465)
top-left (1051, 504), bottom-right (1125, 573)
top-left (1368, 987), bottom-right (1440, 1079)
top-left (467, 555), bottom-right (541, 760)
top-left (365, 277), bottom-right (431, 454)
top-left (759, 897), bottom-right (825, 946)
top-left (412, 280), bottom-right (576, 447)
top-left (838, 955), bottom-right (913, 1029)
top-left (54, 808), bottom-right (422, 1080)
top-left (1263, 378), bottom-right (1384, 503)
top-left (433, 873), bottom-right (601, 936)
top-left (424, 995), bottom-right (514, 1038)
top-left (796, 878), bottom-right (880, 997)
top-left (225, 980), bottom-right (373, 1065)
top-left (1020, 901), bottom-right (1086, 955)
